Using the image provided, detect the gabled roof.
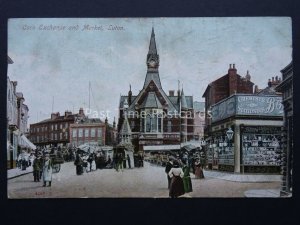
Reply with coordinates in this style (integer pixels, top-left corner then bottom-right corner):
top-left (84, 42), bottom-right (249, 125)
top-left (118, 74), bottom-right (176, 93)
top-left (141, 92), bottom-right (163, 108)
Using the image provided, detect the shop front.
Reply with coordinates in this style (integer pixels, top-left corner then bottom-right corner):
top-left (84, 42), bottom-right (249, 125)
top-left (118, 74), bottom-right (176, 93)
top-left (206, 94), bottom-right (283, 173)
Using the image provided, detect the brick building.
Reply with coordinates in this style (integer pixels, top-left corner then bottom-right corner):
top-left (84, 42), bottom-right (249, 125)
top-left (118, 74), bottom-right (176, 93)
top-left (203, 70), bottom-right (283, 173)
top-left (69, 118), bottom-right (106, 147)
top-left (193, 101), bottom-right (205, 141)
top-left (118, 28), bottom-right (194, 153)
top-left (202, 64), bottom-right (254, 134)
top-left (29, 108), bottom-right (85, 147)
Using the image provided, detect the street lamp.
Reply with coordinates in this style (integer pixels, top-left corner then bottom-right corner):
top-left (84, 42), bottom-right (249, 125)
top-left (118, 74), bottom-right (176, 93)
top-left (226, 127), bottom-right (234, 146)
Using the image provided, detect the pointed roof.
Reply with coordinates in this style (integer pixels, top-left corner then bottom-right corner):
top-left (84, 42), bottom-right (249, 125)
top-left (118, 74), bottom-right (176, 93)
top-left (181, 88), bottom-right (188, 109)
top-left (120, 114), bottom-right (131, 134)
top-left (141, 92), bottom-right (163, 108)
top-left (148, 27), bottom-right (157, 55)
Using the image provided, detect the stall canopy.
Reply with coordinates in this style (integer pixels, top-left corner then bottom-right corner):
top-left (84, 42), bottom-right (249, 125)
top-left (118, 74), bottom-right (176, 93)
top-left (143, 145), bottom-right (180, 151)
top-left (181, 144), bottom-right (198, 152)
top-left (78, 143), bottom-right (101, 153)
top-left (19, 134), bottom-right (36, 150)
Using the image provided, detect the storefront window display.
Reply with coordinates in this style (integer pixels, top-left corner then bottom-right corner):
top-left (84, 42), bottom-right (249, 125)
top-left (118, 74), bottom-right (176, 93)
top-left (206, 128), bottom-right (235, 171)
top-left (241, 126), bottom-right (282, 173)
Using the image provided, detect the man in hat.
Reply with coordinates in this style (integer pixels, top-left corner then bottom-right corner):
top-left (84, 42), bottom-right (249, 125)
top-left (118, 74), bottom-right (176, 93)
top-left (33, 154), bottom-right (42, 182)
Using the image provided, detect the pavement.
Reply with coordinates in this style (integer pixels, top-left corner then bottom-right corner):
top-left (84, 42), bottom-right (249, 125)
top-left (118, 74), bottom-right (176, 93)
top-left (203, 170), bottom-right (281, 183)
top-left (7, 162), bottom-right (284, 198)
top-left (7, 166), bottom-right (33, 179)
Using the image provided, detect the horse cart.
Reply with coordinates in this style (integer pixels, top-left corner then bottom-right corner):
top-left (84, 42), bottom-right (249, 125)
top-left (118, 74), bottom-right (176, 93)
top-left (50, 152), bottom-right (64, 173)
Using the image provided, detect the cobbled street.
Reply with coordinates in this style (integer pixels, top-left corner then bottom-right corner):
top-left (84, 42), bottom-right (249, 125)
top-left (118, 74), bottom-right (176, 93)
top-left (8, 162), bottom-right (280, 198)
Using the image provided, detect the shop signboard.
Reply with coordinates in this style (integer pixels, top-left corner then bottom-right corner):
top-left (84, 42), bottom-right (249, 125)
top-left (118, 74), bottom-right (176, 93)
top-left (211, 96), bottom-right (236, 122)
top-left (236, 95), bottom-right (283, 117)
top-left (212, 95), bottom-right (283, 123)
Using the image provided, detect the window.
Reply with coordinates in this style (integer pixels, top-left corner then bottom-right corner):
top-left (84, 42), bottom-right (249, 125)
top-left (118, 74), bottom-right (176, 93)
top-left (98, 128), bottom-right (102, 137)
top-left (91, 128), bottom-right (96, 137)
top-left (55, 124), bottom-right (57, 130)
top-left (65, 123), bottom-right (68, 128)
top-left (37, 127), bottom-right (39, 132)
top-left (146, 114), bottom-right (151, 132)
top-left (79, 129), bottom-right (83, 137)
top-left (51, 124), bottom-right (53, 131)
top-left (60, 133), bottom-right (62, 140)
top-left (72, 129), bottom-right (77, 138)
top-left (144, 110), bottom-right (163, 133)
top-left (131, 121), bottom-right (135, 129)
top-left (60, 124), bottom-right (63, 129)
top-left (85, 129), bottom-right (89, 137)
top-left (45, 126), bottom-right (47, 131)
top-left (54, 133), bottom-right (57, 140)
top-left (37, 136), bottom-right (39, 142)
top-left (167, 121), bottom-right (172, 132)
top-left (158, 115), bottom-right (162, 132)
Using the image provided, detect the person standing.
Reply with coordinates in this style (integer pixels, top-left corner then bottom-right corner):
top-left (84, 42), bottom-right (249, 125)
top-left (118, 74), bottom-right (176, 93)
top-left (126, 154), bottom-right (131, 169)
top-left (33, 154), bottom-right (42, 182)
top-left (42, 154), bottom-right (53, 187)
top-left (194, 158), bottom-right (205, 179)
top-left (182, 163), bottom-right (193, 193)
top-left (74, 152), bottom-right (83, 175)
top-left (118, 153), bottom-right (124, 172)
top-left (168, 160), bottom-right (185, 198)
top-left (165, 159), bottom-right (173, 189)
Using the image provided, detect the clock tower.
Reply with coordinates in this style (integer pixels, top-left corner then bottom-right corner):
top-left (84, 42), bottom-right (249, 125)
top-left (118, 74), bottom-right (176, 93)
top-left (146, 27), bottom-right (159, 72)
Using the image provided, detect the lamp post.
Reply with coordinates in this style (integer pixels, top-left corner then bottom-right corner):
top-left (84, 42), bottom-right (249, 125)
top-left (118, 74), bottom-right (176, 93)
top-left (226, 127), bottom-right (234, 170)
top-left (226, 127), bottom-right (234, 146)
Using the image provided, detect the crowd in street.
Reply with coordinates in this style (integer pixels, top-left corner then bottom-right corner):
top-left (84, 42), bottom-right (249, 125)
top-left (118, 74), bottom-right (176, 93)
top-left (165, 153), bottom-right (205, 198)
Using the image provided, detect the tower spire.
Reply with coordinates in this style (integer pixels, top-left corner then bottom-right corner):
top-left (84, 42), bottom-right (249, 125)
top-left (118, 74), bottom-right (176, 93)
top-left (148, 27), bottom-right (157, 55)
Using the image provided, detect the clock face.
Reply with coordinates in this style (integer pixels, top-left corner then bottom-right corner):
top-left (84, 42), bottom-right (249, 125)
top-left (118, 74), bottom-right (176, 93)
top-left (149, 60), bottom-right (156, 67)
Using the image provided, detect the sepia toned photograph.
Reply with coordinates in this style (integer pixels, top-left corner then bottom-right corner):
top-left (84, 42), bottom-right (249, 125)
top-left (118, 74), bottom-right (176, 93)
top-left (7, 17), bottom-right (293, 198)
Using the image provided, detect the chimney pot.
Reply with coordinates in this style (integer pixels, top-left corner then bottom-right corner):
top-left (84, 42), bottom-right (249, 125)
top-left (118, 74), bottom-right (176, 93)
top-left (272, 77), bottom-right (274, 82)
top-left (229, 64), bottom-right (232, 69)
top-left (233, 64), bottom-right (235, 69)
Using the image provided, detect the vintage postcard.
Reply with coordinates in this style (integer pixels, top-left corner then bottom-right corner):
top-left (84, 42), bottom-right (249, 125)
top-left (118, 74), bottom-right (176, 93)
top-left (7, 17), bottom-right (293, 198)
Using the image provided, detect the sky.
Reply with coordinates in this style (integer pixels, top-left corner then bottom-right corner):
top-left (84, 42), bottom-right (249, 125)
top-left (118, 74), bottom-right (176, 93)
top-left (7, 17), bottom-right (292, 126)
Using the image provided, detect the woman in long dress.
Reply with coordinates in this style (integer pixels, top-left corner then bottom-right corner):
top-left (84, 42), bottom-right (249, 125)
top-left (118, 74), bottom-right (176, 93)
top-left (194, 158), bottom-right (205, 179)
top-left (42, 154), bottom-right (53, 187)
top-left (168, 160), bottom-right (185, 198)
top-left (182, 163), bottom-right (193, 193)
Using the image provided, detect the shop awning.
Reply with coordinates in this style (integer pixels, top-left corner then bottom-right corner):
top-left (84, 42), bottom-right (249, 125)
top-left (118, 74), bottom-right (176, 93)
top-left (143, 145), bottom-right (180, 151)
top-left (19, 134), bottom-right (36, 150)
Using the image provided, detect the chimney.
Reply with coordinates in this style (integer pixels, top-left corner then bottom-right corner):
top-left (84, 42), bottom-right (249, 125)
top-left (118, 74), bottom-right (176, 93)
top-left (65, 111), bottom-right (72, 117)
top-left (169, 90), bottom-right (175, 96)
top-left (268, 79), bottom-right (272, 87)
top-left (254, 85), bottom-right (259, 93)
top-left (51, 112), bottom-right (60, 120)
top-left (228, 63), bottom-right (238, 95)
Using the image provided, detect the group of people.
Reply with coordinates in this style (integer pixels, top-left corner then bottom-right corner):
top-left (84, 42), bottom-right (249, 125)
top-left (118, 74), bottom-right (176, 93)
top-left (113, 153), bottom-right (132, 172)
top-left (74, 151), bottom-right (114, 175)
top-left (32, 152), bottom-right (53, 187)
top-left (165, 156), bottom-right (205, 198)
